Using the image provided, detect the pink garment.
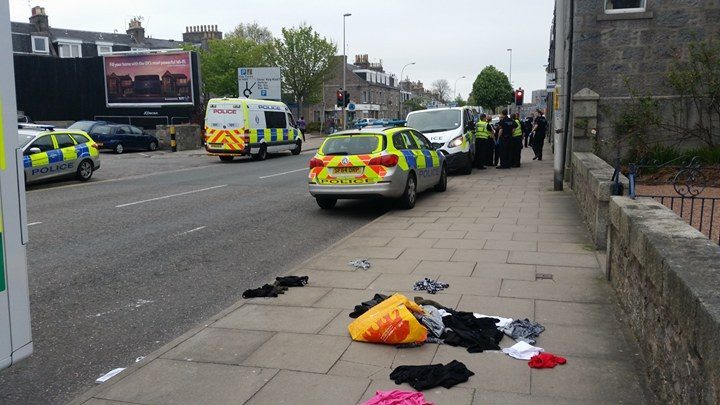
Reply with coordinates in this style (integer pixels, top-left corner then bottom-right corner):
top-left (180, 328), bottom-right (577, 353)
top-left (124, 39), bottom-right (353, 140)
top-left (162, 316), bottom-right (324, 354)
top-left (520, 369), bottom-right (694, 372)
top-left (362, 389), bottom-right (433, 405)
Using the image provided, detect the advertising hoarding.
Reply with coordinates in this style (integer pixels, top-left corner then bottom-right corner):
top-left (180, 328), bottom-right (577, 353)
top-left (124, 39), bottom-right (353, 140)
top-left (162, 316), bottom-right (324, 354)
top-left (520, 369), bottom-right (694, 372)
top-left (104, 52), bottom-right (194, 107)
top-left (238, 67), bottom-right (281, 100)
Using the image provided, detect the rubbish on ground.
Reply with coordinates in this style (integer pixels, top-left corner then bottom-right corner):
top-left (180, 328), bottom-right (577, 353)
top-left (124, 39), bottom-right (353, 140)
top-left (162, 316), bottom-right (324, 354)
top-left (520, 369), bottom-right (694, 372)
top-left (275, 275), bottom-right (309, 287)
top-left (362, 389), bottom-right (432, 405)
top-left (95, 368), bottom-right (125, 384)
top-left (349, 259), bottom-right (372, 270)
top-left (419, 305), bottom-right (444, 338)
top-left (502, 341), bottom-right (544, 360)
top-left (389, 360), bottom-right (474, 390)
top-left (349, 293), bottom-right (389, 318)
top-left (528, 352), bottom-right (567, 369)
top-left (135, 356), bottom-right (145, 363)
top-left (414, 296), bottom-right (453, 311)
top-left (500, 319), bottom-right (545, 344)
top-left (442, 312), bottom-right (503, 353)
top-left (348, 293), bottom-right (428, 344)
top-left (412, 277), bottom-right (449, 294)
top-left (242, 276), bottom-right (310, 299)
top-left (473, 313), bottom-right (513, 328)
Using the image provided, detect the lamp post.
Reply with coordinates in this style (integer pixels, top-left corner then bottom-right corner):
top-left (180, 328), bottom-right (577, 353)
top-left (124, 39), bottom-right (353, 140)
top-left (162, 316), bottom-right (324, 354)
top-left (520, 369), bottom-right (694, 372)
top-left (398, 62), bottom-right (415, 119)
top-left (453, 75), bottom-right (466, 102)
top-left (342, 13), bottom-right (351, 130)
top-left (507, 48), bottom-right (513, 113)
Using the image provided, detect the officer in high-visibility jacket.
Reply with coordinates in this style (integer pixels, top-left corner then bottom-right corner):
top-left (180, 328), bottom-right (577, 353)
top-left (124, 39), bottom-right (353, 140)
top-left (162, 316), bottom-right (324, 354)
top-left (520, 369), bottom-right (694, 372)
top-left (512, 113), bottom-right (524, 168)
top-left (474, 113), bottom-right (492, 170)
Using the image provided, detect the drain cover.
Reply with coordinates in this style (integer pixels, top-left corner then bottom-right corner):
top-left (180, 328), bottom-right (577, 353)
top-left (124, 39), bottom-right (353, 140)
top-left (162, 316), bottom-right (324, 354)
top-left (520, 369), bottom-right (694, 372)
top-left (536, 273), bottom-right (554, 280)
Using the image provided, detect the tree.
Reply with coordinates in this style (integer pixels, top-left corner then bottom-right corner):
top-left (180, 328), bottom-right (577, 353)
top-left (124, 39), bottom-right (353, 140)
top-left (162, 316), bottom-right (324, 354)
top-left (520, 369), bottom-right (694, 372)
top-left (453, 95), bottom-right (467, 107)
top-left (226, 22), bottom-right (274, 45)
top-left (470, 66), bottom-right (513, 112)
top-left (271, 24), bottom-right (337, 116)
top-left (431, 79), bottom-right (451, 103)
top-left (404, 98), bottom-right (426, 112)
top-left (190, 38), bottom-right (274, 98)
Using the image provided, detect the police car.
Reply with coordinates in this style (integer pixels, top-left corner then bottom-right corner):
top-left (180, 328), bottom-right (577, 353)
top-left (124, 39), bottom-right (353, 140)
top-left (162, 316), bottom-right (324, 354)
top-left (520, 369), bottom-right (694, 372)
top-left (19, 124), bottom-right (101, 184)
top-left (308, 125), bottom-right (447, 209)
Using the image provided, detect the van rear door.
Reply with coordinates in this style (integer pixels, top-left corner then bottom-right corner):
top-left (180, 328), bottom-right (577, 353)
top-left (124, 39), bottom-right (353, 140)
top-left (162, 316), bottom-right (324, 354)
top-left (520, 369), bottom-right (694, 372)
top-left (205, 102), bottom-right (246, 152)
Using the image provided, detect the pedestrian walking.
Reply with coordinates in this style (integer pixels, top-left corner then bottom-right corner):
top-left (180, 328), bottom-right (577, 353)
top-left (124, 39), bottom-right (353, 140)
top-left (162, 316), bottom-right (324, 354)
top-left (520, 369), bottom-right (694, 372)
top-left (474, 114), bottom-right (492, 170)
top-left (531, 109), bottom-right (548, 161)
top-left (297, 116), bottom-right (307, 141)
top-left (496, 110), bottom-right (516, 169)
top-left (511, 113), bottom-right (523, 168)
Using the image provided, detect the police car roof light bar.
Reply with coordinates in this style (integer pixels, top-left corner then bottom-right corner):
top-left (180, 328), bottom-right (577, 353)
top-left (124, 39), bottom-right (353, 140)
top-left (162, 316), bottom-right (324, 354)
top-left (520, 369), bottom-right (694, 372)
top-left (17, 123), bottom-right (55, 131)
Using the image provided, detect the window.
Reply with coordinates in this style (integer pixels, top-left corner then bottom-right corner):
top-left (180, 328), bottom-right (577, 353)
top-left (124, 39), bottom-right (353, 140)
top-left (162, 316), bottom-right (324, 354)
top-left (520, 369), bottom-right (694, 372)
top-left (392, 133), bottom-right (407, 150)
top-left (96, 43), bottom-right (113, 55)
top-left (320, 135), bottom-right (381, 155)
top-left (117, 126), bottom-right (131, 134)
top-left (400, 131), bottom-right (419, 150)
top-left (58, 42), bottom-right (82, 58)
top-left (130, 126), bottom-right (143, 135)
top-left (54, 134), bottom-right (76, 149)
top-left (28, 136), bottom-right (54, 153)
top-left (93, 125), bottom-right (112, 135)
top-left (71, 134), bottom-right (90, 144)
top-left (264, 111), bottom-right (287, 129)
top-left (411, 131), bottom-right (433, 150)
top-left (31, 36), bottom-right (49, 54)
top-left (287, 113), bottom-right (297, 128)
top-left (605, 0), bottom-right (645, 13)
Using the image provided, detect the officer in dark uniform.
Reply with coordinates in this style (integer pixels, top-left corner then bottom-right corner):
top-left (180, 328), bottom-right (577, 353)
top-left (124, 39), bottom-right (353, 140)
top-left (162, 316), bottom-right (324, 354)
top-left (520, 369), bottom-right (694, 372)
top-left (496, 109), bottom-right (517, 169)
top-left (523, 116), bottom-right (534, 148)
top-left (532, 109), bottom-right (548, 161)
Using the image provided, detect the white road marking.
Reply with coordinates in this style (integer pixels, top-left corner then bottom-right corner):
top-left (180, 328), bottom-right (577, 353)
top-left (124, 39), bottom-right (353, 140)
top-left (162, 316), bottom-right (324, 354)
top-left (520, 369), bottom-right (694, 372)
top-left (259, 168), bottom-right (308, 179)
top-left (27, 222), bottom-right (42, 226)
top-left (179, 226), bottom-right (206, 236)
top-left (116, 185), bottom-right (227, 208)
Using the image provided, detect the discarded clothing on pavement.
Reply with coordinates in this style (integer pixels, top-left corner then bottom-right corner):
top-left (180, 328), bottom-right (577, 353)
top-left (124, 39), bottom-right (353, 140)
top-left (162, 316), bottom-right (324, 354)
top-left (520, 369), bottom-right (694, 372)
top-left (389, 360), bottom-right (474, 390)
top-left (419, 305), bottom-right (444, 338)
top-left (349, 259), bottom-right (372, 270)
top-left (500, 319), bottom-right (545, 344)
top-left (502, 341), bottom-right (544, 360)
top-left (528, 352), bottom-right (566, 369)
top-left (412, 278), bottom-right (449, 294)
top-left (349, 293), bottom-right (390, 318)
top-left (274, 275), bottom-right (308, 287)
top-left (442, 312), bottom-right (503, 353)
top-left (362, 389), bottom-right (432, 405)
top-left (414, 297), bottom-right (453, 311)
top-left (242, 276), bottom-right (309, 299)
top-left (473, 313), bottom-right (513, 329)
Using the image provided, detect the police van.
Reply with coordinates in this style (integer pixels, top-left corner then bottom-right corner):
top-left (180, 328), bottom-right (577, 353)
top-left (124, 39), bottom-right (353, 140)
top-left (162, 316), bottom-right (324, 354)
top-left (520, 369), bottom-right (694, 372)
top-left (406, 107), bottom-right (476, 174)
top-left (19, 124), bottom-right (101, 184)
top-left (204, 98), bottom-right (303, 162)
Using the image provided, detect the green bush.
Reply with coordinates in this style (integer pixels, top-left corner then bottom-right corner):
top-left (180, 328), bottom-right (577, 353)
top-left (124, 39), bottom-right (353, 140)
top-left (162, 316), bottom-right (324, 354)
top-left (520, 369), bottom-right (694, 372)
top-left (306, 122), bottom-right (321, 133)
top-left (629, 145), bottom-right (720, 165)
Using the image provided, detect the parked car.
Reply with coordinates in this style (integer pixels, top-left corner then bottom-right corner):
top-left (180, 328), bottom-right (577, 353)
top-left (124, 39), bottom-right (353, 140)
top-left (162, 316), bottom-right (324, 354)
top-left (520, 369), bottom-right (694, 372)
top-left (68, 120), bottom-right (111, 134)
top-left (87, 124), bottom-right (159, 154)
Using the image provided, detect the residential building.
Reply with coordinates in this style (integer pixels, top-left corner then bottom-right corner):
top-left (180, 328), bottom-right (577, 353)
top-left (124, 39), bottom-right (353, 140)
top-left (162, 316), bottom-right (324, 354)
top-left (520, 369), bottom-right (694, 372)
top-left (549, 0), bottom-right (720, 165)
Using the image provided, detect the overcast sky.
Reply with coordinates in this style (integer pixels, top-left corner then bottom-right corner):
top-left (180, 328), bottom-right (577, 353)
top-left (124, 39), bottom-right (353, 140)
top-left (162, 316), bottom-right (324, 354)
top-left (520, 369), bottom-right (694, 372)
top-left (10, 0), bottom-right (554, 101)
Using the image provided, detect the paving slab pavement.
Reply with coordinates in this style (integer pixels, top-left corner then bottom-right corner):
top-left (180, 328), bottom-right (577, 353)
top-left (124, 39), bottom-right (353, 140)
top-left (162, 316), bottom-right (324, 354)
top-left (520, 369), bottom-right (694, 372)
top-left (72, 148), bottom-right (652, 405)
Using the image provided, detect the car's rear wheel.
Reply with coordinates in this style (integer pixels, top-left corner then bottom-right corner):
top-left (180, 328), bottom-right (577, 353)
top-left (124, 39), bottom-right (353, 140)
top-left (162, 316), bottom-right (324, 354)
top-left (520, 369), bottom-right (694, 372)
top-left (291, 140), bottom-right (302, 155)
top-left (252, 144), bottom-right (267, 161)
top-left (148, 141), bottom-right (158, 151)
top-left (316, 197), bottom-right (337, 209)
top-left (219, 156), bottom-right (234, 162)
top-left (114, 143), bottom-right (124, 154)
top-left (76, 159), bottom-right (94, 182)
top-left (434, 165), bottom-right (448, 192)
top-left (399, 174), bottom-right (417, 209)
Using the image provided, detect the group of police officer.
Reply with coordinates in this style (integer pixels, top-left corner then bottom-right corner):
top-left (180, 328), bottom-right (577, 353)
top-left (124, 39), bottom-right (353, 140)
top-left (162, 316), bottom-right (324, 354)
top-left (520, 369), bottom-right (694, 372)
top-left (473, 109), bottom-right (548, 170)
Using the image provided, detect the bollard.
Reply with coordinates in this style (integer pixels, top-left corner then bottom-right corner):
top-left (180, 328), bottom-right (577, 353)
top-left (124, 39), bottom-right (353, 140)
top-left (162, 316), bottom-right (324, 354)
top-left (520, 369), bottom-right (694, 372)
top-left (170, 125), bottom-right (177, 152)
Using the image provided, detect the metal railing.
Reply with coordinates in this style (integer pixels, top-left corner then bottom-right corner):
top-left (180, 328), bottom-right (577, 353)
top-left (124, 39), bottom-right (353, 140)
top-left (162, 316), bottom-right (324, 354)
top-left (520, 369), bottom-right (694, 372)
top-left (644, 195), bottom-right (720, 244)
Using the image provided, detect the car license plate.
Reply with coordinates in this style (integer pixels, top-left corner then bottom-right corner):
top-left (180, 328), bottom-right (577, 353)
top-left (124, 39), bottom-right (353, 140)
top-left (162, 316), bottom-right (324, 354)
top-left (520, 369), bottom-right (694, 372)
top-left (211, 143), bottom-right (224, 148)
top-left (333, 167), bottom-right (362, 175)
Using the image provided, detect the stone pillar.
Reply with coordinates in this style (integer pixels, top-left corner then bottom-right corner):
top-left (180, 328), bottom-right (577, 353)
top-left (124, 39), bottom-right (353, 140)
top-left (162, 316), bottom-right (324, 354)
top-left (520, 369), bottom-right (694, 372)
top-left (571, 88), bottom-right (600, 153)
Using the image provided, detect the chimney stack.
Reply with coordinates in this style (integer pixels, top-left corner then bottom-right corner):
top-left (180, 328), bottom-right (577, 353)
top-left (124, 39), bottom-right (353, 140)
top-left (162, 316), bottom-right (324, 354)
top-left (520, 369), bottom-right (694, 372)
top-left (29, 6), bottom-right (49, 32)
top-left (127, 18), bottom-right (145, 43)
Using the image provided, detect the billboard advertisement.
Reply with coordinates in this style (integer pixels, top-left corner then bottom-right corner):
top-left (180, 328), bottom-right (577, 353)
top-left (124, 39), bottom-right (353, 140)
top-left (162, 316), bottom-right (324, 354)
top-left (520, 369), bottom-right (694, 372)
top-left (104, 52), bottom-right (194, 107)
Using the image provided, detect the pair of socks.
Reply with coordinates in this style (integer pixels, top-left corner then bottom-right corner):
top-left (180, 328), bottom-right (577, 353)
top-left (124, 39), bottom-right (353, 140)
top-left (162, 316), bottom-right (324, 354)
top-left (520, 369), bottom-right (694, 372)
top-left (528, 353), bottom-right (566, 369)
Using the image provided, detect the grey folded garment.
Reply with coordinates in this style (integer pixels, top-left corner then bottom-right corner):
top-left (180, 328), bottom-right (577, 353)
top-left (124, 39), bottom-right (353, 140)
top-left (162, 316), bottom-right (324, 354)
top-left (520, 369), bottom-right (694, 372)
top-left (500, 319), bottom-right (545, 344)
top-left (348, 259), bottom-right (371, 270)
top-left (419, 305), bottom-right (444, 338)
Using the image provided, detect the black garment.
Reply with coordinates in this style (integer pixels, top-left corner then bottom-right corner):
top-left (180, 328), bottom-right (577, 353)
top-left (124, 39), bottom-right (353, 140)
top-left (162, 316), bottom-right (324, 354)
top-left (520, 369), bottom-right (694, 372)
top-left (275, 276), bottom-right (309, 287)
top-left (413, 296), bottom-right (453, 312)
top-left (349, 293), bottom-right (389, 318)
top-left (485, 138), bottom-right (495, 167)
top-left (523, 119), bottom-right (533, 147)
top-left (389, 360), bottom-right (474, 391)
top-left (474, 139), bottom-right (486, 169)
top-left (442, 312), bottom-right (504, 353)
top-left (242, 284), bottom-right (287, 298)
top-left (533, 133), bottom-right (546, 160)
top-left (511, 136), bottom-right (523, 167)
top-left (534, 115), bottom-right (548, 137)
top-left (497, 118), bottom-right (516, 168)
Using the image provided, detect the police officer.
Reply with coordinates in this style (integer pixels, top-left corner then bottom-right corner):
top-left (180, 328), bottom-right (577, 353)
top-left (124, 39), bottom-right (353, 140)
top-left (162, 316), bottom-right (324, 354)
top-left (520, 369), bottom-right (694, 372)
top-left (484, 115), bottom-right (496, 168)
top-left (531, 109), bottom-right (548, 161)
top-left (523, 116), bottom-right (534, 148)
top-left (474, 114), bottom-right (492, 170)
top-left (496, 109), bottom-right (517, 169)
top-left (511, 113), bottom-right (523, 167)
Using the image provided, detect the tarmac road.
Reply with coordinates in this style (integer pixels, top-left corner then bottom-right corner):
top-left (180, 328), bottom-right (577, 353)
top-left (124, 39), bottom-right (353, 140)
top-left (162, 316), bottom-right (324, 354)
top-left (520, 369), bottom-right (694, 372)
top-left (0, 146), bottom-right (392, 404)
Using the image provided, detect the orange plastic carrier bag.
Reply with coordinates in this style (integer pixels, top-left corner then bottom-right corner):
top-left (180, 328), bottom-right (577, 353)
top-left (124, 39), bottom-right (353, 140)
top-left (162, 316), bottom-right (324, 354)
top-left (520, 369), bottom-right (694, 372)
top-left (348, 293), bottom-right (428, 344)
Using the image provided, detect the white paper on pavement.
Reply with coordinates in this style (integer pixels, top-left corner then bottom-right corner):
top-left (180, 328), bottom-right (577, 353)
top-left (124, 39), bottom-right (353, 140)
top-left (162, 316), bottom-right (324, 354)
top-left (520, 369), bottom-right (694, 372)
top-left (95, 368), bottom-right (126, 384)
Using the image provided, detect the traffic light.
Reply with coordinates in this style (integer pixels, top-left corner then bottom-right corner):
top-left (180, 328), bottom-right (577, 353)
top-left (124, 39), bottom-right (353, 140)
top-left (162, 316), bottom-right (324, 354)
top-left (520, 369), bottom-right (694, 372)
top-left (344, 90), bottom-right (350, 107)
top-left (515, 88), bottom-right (524, 106)
top-left (337, 90), bottom-right (344, 107)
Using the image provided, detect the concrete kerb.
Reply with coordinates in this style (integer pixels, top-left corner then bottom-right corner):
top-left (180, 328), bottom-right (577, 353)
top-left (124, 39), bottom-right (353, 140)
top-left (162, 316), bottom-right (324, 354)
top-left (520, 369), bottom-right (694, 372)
top-left (69, 188), bottom-right (408, 404)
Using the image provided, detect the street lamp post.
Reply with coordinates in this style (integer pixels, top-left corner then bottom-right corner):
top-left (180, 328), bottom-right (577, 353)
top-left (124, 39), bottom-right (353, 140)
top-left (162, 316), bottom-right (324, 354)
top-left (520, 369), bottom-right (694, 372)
top-left (453, 75), bottom-right (466, 102)
top-left (398, 62), bottom-right (415, 119)
top-left (342, 13), bottom-right (351, 130)
top-left (507, 48), bottom-right (513, 113)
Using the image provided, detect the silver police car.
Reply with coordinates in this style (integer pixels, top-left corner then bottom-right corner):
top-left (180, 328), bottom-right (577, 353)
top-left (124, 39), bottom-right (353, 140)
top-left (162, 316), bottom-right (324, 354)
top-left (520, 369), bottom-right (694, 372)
top-left (20, 124), bottom-right (101, 184)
